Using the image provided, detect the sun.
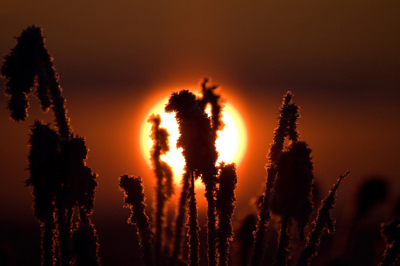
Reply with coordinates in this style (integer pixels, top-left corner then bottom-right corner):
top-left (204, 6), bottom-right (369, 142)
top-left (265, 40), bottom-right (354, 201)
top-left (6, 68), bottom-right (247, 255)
top-left (139, 94), bottom-right (247, 187)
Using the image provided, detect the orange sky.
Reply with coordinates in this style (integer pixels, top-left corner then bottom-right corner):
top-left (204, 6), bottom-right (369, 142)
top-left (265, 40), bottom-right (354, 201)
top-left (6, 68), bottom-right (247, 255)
top-left (0, 1), bottom-right (400, 264)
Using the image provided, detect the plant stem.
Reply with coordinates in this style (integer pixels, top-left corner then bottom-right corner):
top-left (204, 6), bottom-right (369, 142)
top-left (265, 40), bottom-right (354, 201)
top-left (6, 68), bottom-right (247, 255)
top-left (170, 171), bottom-right (190, 266)
top-left (188, 172), bottom-right (199, 266)
top-left (274, 216), bottom-right (290, 266)
top-left (41, 214), bottom-right (55, 266)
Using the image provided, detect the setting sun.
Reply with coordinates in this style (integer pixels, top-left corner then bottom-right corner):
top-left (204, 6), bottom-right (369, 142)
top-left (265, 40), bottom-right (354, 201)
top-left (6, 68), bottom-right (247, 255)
top-left (140, 94), bottom-right (247, 186)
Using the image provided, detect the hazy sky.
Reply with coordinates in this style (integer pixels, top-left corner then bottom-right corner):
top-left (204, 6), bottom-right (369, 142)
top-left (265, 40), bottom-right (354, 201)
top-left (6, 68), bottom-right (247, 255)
top-left (1, 1), bottom-right (399, 264)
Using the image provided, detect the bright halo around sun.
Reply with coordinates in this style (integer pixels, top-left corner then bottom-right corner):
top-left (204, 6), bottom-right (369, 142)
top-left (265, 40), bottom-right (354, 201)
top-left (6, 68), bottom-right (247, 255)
top-left (139, 95), bottom-right (247, 187)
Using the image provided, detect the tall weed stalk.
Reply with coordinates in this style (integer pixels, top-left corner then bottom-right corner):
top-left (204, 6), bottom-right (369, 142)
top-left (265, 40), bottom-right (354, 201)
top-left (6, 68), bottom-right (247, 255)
top-left (2, 25), bottom-right (99, 266)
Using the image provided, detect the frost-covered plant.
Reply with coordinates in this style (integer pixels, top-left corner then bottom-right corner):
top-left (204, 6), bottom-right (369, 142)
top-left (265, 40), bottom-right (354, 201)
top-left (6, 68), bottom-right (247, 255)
top-left (148, 114), bottom-right (174, 266)
top-left (251, 92), bottom-right (300, 266)
top-left (2, 25), bottom-right (98, 266)
top-left (216, 163), bottom-right (238, 266)
top-left (165, 90), bottom-right (219, 266)
top-left (119, 175), bottom-right (154, 266)
top-left (296, 171), bottom-right (349, 266)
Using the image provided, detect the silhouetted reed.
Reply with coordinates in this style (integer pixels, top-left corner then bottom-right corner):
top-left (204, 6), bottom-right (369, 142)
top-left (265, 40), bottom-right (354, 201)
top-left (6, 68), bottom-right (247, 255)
top-left (170, 170), bottom-right (190, 266)
top-left (165, 90), bottom-right (219, 266)
top-left (274, 215), bottom-right (290, 266)
top-left (149, 114), bottom-right (174, 266)
top-left (165, 90), bottom-right (218, 179)
top-left (274, 142), bottom-right (314, 241)
top-left (188, 172), bottom-right (200, 266)
top-left (26, 122), bottom-right (98, 266)
top-left (216, 163), bottom-right (238, 266)
top-left (271, 114), bottom-right (313, 266)
top-left (119, 175), bottom-right (154, 266)
top-left (2, 25), bottom-right (98, 266)
top-left (1, 25), bottom-right (70, 137)
top-left (1, 26), bottom-right (43, 121)
top-left (196, 80), bottom-right (225, 266)
top-left (272, 140), bottom-right (314, 266)
top-left (53, 136), bottom-right (97, 266)
top-left (251, 92), bottom-right (299, 266)
top-left (380, 218), bottom-right (400, 266)
top-left (27, 121), bottom-right (60, 266)
top-left (197, 78), bottom-right (225, 136)
top-left (296, 171), bottom-right (350, 266)
top-left (71, 221), bottom-right (100, 266)
top-left (197, 80), bottom-right (226, 266)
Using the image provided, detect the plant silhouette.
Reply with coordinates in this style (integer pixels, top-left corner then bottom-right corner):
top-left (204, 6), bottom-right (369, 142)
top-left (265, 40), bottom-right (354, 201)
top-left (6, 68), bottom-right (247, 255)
top-left (296, 171), bottom-right (350, 266)
top-left (380, 218), bottom-right (400, 265)
top-left (119, 175), bottom-right (154, 266)
top-left (4, 25), bottom-right (400, 266)
top-left (1, 25), bottom-right (99, 266)
top-left (251, 92), bottom-right (301, 266)
top-left (187, 166), bottom-right (200, 266)
top-left (165, 89), bottom-right (219, 266)
top-left (27, 121), bottom-right (60, 266)
top-left (216, 163), bottom-right (238, 266)
top-left (120, 89), bottom-right (351, 266)
top-left (250, 92), bottom-right (350, 266)
top-left (148, 114), bottom-right (174, 266)
top-left (170, 170), bottom-right (190, 266)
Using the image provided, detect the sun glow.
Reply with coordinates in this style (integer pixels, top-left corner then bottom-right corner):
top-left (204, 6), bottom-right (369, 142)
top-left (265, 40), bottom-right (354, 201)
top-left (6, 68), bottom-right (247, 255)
top-left (140, 95), bottom-right (247, 187)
